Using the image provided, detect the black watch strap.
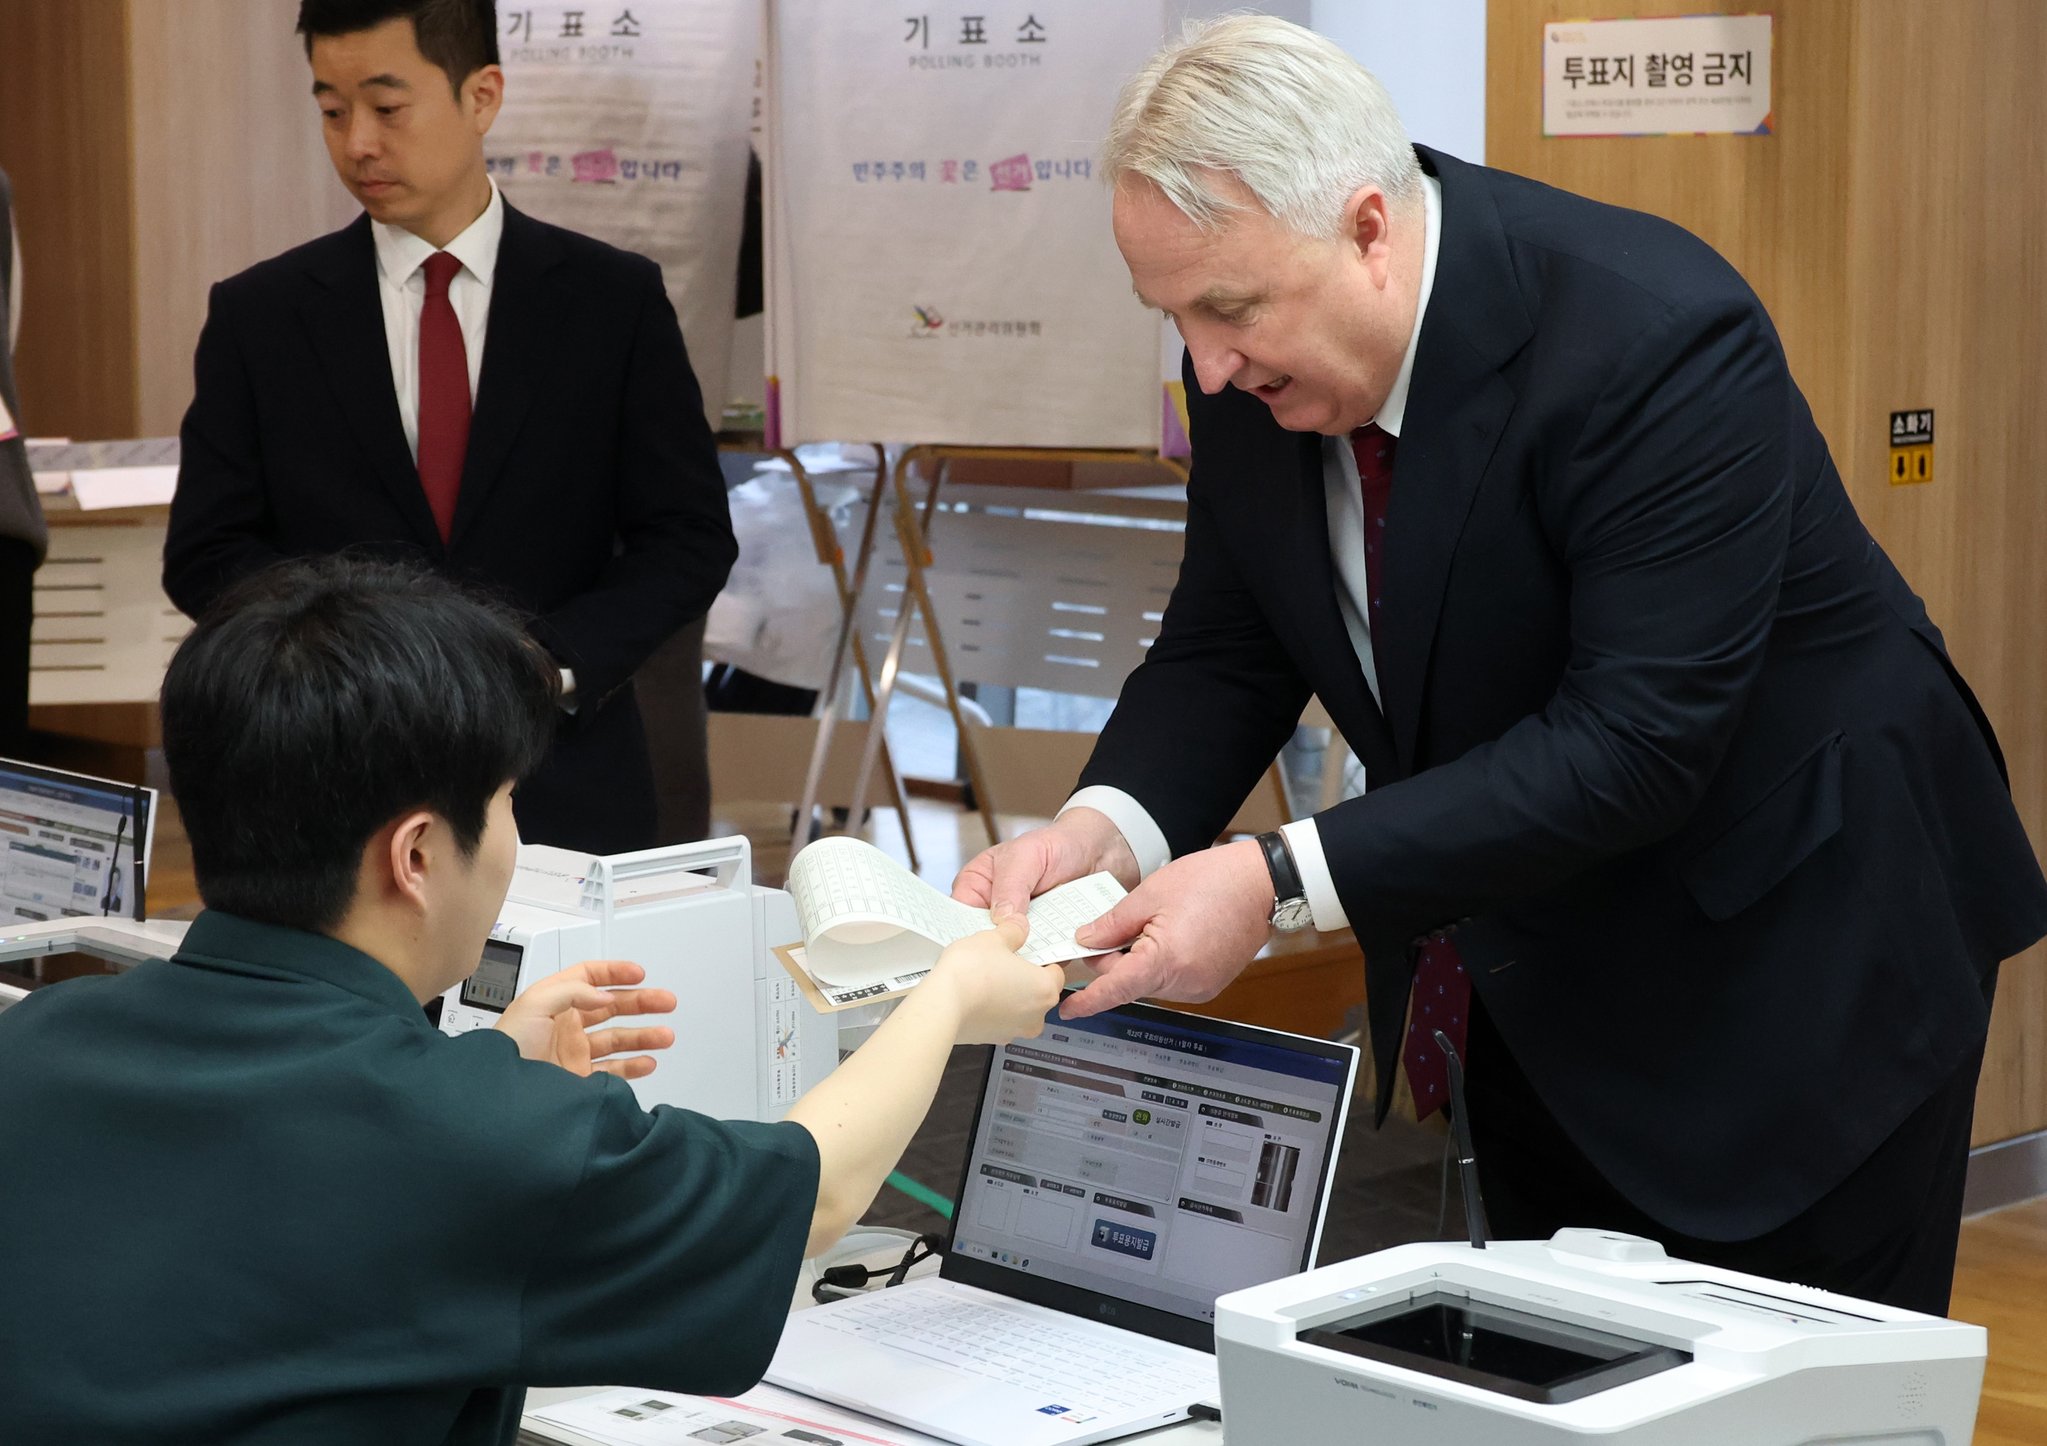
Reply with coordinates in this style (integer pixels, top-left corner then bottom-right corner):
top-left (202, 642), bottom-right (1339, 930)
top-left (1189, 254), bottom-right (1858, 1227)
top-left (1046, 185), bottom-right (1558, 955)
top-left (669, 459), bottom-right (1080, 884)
top-left (1255, 830), bottom-right (1304, 905)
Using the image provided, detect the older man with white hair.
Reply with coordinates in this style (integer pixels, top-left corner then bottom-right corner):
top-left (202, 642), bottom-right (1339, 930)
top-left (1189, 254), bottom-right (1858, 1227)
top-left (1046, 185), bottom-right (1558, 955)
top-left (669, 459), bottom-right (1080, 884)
top-left (953, 15), bottom-right (2046, 1314)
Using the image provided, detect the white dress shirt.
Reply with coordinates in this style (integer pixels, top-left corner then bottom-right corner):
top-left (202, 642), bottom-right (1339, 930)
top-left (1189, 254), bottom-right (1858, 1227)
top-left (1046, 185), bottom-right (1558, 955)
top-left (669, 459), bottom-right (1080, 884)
top-left (369, 181), bottom-right (577, 703)
top-left (1063, 174), bottom-right (1444, 932)
top-left (370, 178), bottom-right (502, 460)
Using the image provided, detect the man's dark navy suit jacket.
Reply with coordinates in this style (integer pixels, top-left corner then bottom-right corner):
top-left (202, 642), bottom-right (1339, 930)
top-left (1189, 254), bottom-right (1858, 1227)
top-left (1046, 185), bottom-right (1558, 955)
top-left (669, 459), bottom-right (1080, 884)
top-left (1080, 147), bottom-right (2047, 1239)
top-left (165, 202), bottom-right (735, 855)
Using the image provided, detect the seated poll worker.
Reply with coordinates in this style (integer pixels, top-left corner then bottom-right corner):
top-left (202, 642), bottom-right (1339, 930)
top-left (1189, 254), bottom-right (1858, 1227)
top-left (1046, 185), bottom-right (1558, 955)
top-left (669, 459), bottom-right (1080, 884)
top-left (956, 17), bottom-right (2047, 1316)
top-left (164, 0), bottom-right (734, 857)
top-left (0, 559), bottom-right (1063, 1446)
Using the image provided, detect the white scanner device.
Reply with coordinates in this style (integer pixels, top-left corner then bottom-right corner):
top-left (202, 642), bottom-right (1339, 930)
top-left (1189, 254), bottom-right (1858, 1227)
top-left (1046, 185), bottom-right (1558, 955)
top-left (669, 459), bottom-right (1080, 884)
top-left (432, 835), bottom-right (840, 1123)
top-left (1215, 1229), bottom-right (1985, 1445)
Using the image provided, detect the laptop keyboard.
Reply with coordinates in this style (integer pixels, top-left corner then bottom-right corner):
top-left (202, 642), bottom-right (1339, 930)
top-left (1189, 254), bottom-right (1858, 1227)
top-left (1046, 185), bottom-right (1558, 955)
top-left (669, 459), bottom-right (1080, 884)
top-left (807, 1291), bottom-right (1217, 1411)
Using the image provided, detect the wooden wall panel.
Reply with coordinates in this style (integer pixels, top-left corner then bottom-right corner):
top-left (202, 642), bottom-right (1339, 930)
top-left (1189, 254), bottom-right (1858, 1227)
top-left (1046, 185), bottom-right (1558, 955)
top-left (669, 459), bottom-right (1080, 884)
top-left (1487, 1), bottom-right (2046, 1147)
top-left (127, 0), bottom-right (361, 437)
top-left (1843, 1), bottom-right (2047, 1148)
top-left (1485, 0), bottom-right (1861, 460)
top-left (0, 0), bottom-right (139, 440)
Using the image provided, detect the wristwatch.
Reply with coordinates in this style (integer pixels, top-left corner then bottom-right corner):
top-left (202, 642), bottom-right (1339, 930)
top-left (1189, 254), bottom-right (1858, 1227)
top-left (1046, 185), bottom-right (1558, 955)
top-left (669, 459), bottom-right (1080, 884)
top-left (1255, 831), bottom-right (1314, 932)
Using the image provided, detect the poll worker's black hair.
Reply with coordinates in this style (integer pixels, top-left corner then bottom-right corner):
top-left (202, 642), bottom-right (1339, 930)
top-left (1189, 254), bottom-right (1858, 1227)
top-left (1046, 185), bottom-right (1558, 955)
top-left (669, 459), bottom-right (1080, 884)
top-left (161, 556), bottom-right (558, 934)
top-left (297, 0), bottom-right (500, 94)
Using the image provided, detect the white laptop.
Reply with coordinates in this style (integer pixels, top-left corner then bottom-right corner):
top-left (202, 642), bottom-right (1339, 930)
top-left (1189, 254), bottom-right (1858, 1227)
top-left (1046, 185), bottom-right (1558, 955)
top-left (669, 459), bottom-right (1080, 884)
top-left (768, 996), bottom-right (1360, 1446)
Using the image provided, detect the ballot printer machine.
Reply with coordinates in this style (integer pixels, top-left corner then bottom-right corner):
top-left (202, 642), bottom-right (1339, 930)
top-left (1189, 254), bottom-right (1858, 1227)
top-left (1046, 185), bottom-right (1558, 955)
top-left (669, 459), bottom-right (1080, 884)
top-left (1214, 1229), bottom-right (1986, 1446)
top-left (432, 836), bottom-right (842, 1122)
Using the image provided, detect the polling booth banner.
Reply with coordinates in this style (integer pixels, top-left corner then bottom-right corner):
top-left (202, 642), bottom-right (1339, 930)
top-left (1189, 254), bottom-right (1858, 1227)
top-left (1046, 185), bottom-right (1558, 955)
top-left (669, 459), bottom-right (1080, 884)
top-left (489, 1), bottom-right (757, 428)
top-left (765, 2), bottom-right (1167, 449)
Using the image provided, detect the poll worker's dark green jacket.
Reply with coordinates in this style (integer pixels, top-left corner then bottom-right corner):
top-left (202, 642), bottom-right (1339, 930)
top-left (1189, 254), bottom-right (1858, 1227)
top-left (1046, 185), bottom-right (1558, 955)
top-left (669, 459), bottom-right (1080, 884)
top-left (0, 911), bottom-right (819, 1445)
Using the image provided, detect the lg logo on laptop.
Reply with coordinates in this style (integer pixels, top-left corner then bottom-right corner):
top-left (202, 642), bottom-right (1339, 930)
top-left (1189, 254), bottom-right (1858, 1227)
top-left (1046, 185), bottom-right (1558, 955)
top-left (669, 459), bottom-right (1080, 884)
top-left (1097, 1303), bottom-right (1118, 1319)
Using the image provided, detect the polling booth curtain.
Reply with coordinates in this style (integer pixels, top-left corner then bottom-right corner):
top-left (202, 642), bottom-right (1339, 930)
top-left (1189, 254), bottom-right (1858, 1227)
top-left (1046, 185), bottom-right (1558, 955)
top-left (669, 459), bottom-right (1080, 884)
top-left (488, 1), bottom-right (758, 428)
top-left (765, 1), bottom-right (1167, 449)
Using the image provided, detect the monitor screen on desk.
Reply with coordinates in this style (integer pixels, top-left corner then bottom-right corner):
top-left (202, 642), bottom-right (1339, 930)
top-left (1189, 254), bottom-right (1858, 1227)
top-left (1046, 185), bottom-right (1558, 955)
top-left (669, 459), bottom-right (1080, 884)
top-left (946, 998), bottom-right (1357, 1347)
top-left (0, 759), bottom-right (154, 924)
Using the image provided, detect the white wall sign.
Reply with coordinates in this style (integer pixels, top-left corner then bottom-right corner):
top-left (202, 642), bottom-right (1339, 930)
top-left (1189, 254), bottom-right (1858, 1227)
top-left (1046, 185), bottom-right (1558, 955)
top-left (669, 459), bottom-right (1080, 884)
top-left (1543, 13), bottom-right (1773, 138)
top-left (766, 1), bottom-right (1166, 449)
top-left (489, 1), bottom-right (757, 427)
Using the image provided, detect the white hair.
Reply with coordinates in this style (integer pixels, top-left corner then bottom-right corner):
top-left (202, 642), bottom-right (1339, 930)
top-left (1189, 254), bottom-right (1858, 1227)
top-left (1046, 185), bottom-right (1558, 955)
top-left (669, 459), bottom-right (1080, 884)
top-left (1103, 13), bottom-right (1423, 239)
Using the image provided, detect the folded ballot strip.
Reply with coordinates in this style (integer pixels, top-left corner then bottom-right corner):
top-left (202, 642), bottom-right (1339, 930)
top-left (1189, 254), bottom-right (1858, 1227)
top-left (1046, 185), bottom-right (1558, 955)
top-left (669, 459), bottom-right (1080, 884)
top-left (775, 836), bottom-right (1124, 1009)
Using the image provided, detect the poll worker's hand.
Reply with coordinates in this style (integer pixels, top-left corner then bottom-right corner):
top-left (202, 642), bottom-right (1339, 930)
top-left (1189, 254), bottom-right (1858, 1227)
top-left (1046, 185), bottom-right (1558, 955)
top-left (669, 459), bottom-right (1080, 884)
top-left (494, 959), bottom-right (678, 1080)
top-left (951, 807), bottom-right (1141, 938)
top-left (1059, 839), bottom-right (1272, 1019)
top-left (922, 917), bottom-right (1066, 1045)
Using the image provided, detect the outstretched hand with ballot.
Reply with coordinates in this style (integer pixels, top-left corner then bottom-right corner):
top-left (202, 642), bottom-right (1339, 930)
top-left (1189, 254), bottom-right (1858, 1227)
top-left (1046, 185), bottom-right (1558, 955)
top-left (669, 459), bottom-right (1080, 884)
top-left (954, 810), bottom-right (1273, 1019)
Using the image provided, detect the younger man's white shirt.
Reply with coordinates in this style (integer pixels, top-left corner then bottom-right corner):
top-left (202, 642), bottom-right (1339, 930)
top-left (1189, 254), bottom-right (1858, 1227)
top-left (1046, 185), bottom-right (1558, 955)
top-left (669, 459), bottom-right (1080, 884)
top-left (367, 181), bottom-right (577, 704)
top-left (369, 178), bottom-right (503, 461)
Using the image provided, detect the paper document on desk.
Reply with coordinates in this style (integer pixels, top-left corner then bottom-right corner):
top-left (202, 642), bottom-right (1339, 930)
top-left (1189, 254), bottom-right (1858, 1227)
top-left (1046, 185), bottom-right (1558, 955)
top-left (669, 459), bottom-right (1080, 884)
top-left (69, 464), bottom-right (178, 509)
top-left (527, 1382), bottom-right (950, 1446)
top-left (24, 437), bottom-right (181, 505)
top-left (786, 836), bottom-right (1124, 994)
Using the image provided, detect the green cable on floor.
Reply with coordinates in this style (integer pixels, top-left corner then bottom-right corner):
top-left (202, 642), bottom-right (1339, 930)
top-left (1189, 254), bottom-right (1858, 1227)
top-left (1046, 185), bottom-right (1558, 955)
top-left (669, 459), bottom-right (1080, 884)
top-left (885, 1169), bottom-right (955, 1220)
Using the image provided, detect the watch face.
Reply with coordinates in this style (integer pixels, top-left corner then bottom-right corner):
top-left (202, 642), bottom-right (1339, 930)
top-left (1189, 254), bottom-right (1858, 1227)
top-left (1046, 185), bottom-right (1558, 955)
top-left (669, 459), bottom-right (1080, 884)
top-left (1271, 897), bottom-right (1314, 933)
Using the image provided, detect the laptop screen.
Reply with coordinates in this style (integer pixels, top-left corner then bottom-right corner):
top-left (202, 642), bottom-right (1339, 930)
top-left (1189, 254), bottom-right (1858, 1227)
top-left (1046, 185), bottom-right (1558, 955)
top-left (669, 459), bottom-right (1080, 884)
top-left (0, 759), bottom-right (154, 924)
top-left (945, 997), bottom-right (1357, 1345)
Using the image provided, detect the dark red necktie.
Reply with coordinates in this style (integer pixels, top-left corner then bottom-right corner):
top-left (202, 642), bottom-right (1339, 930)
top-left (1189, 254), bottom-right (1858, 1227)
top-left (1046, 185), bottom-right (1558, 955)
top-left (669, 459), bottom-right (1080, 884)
top-left (416, 251), bottom-right (470, 544)
top-left (1349, 424), bottom-right (1471, 1123)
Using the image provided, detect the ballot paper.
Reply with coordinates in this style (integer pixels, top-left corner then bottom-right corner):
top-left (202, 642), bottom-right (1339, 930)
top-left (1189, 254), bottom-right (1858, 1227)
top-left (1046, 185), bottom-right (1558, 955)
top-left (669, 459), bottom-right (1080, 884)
top-left (509, 843), bottom-right (719, 915)
top-left (784, 836), bottom-right (1123, 998)
top-left (527, 1382), bottom-right (949, 1446)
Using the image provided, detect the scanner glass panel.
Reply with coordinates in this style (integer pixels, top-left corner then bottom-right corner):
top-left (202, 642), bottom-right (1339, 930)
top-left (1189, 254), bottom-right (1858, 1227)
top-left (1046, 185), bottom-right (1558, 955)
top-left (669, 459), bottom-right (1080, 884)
top-left (1300, 1289), bottom-right (1692, 1405)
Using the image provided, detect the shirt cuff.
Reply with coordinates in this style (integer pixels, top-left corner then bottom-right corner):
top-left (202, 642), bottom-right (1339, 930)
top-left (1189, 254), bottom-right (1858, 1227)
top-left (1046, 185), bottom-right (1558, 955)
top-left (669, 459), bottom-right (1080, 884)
top-left (558, 667), bottom-right (579, 715)
top-left (1280, 818), bottom-right (1347, 933)
top-left (1059, 786), bottom-right (1172, 880)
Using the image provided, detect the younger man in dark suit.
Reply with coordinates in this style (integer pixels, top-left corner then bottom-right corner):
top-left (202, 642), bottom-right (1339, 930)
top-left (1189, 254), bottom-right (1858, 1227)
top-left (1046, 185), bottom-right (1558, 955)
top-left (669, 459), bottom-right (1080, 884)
top-left (0, 558), bottom-right (1060, 1444)
top-left (165, 0), bottom-right (733, 855)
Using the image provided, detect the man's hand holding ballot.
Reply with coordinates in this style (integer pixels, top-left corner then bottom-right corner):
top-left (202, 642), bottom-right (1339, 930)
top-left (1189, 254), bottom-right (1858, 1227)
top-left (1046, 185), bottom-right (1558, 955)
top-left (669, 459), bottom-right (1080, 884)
top-left (952, 808), bottom-right (1275, 1020)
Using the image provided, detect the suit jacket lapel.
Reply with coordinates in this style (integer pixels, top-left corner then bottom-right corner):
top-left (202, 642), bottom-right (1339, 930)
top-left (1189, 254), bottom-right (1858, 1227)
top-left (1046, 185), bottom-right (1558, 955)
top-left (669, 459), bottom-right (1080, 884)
top-left (451, 203), bottom-right (567, 547)
top-left (1377, 147), bottom-right (1535, 764)
top-left (296, 216), bottom-right (444, 550)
